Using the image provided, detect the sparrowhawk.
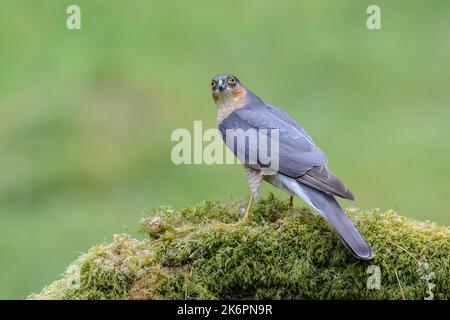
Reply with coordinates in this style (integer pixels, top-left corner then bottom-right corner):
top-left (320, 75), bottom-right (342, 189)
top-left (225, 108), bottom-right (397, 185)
top-left (210, 73), bottom-right (374, 260)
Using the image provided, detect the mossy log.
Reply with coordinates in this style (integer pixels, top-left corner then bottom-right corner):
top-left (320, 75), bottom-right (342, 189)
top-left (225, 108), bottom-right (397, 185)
top-left (30, 195), bottom-right (449, 300)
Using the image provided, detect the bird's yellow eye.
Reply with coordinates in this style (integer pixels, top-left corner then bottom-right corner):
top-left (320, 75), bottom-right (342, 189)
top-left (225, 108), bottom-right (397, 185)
top-left (228, 77), bottom-right (236, 85)
top-left (210, 80), bottom-right (216, 88)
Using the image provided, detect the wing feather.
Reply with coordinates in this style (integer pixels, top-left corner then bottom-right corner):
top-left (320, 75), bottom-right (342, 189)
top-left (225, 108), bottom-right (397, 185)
top-left (219, 100), bottom-right (354, 200)
top-left (296, 166), bottom-right (355, 200)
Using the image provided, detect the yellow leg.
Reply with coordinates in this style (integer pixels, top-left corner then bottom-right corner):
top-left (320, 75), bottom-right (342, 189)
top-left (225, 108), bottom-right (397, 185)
top-left (242, 194), bottom-right (254, 222)
top-left (289, 195), bottom-right (294, 208)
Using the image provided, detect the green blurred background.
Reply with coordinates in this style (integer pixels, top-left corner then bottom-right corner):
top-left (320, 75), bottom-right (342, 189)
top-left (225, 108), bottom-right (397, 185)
top-left (1, 0), bottom-right (449, 299)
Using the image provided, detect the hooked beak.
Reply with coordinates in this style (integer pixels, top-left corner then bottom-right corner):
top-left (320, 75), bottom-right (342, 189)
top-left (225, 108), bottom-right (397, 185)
top-left (217, 80), bottom-right (226, 91)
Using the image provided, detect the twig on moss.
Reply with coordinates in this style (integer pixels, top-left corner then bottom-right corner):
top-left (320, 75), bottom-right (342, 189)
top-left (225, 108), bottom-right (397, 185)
top-left (394, 269), bottom-right (406, 300)
top-left (389, 240), bottom-right (421, 267)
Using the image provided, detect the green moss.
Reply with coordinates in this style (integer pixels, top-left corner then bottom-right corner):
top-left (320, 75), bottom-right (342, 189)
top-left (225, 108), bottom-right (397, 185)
top-left (29, 195), bottom-right (450, 300)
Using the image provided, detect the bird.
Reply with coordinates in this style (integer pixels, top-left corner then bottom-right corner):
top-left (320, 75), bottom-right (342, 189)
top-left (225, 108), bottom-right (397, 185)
top-left (210, 73), bottom-right (374, 260)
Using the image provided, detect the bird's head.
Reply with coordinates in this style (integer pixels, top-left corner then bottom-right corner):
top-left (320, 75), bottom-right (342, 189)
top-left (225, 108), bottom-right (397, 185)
top-left (210, 73), bottom-right (245, 104)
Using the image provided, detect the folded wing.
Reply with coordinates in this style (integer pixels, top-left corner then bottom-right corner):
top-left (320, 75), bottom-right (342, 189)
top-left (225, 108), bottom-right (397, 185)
top-left (219, 102), bottom-right (354, 200)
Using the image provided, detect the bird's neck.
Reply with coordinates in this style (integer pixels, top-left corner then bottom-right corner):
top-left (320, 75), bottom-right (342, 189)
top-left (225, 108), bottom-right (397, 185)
top-left (216, 87), bottom-right (248, 125)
